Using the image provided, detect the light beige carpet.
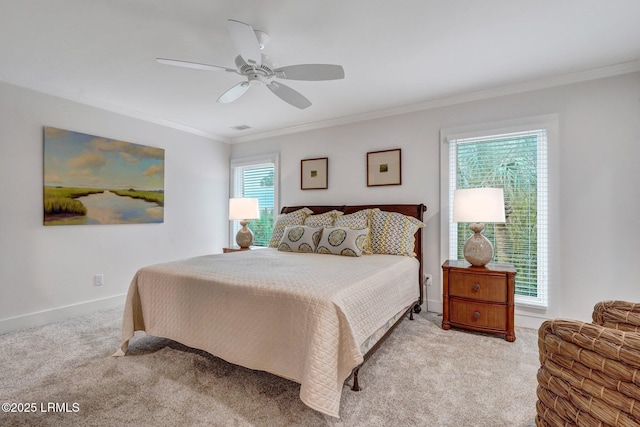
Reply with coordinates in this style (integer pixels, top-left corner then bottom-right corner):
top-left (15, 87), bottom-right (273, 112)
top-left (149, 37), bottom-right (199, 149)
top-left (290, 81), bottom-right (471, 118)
top-left (0, 307), bottom-right (538, 426)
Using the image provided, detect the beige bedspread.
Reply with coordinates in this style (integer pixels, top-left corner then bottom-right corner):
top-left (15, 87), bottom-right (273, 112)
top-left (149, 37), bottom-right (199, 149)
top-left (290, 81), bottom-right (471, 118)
top-left (115, 248), bottom-right (419, 417)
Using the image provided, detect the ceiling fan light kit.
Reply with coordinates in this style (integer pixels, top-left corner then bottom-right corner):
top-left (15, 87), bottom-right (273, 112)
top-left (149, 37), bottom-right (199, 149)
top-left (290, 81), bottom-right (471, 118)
top-left (157, 19), bottom-right (344, 109)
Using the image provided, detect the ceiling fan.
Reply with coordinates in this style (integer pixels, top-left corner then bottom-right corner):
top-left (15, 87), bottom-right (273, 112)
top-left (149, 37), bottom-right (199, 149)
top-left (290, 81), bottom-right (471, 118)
top-left (157, 19), bottom-right (345, 109)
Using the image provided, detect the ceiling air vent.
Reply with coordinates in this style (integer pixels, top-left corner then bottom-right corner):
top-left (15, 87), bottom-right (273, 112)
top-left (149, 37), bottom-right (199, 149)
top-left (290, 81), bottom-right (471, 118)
top-left (230, 125), bottom-right (251, 131)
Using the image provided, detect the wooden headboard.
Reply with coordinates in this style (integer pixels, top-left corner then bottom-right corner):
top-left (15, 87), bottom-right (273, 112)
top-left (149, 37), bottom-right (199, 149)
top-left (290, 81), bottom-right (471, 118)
top-left (280, 204), bottom-right (427, 310)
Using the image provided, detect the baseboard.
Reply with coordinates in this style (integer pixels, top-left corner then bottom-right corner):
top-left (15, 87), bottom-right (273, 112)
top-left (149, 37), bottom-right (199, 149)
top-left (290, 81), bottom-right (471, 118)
top-left (425, 299), bottom-right (443, 314)
top-left (0, 294), bottom-right (126, 335)
top-left (514, 313), bottom-right (546, 330)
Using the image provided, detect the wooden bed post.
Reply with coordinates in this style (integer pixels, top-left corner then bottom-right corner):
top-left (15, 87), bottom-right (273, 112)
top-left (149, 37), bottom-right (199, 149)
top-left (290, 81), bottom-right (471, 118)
top-left (351, 366), bottom-right (362, 391)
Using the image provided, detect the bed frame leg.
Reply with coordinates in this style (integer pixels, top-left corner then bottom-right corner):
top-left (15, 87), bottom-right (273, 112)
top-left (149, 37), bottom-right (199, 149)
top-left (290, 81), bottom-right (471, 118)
top-left (411, 302), bottom-right (422, 320)
top-left (351, 366), bottom-right (362, 391)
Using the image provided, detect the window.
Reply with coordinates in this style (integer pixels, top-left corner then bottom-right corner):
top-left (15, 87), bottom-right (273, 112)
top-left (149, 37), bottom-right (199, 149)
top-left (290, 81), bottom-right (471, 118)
top-left (230, 154), bottom-right (278, 247)
top-left (442, 117), bottom-right (554, 307)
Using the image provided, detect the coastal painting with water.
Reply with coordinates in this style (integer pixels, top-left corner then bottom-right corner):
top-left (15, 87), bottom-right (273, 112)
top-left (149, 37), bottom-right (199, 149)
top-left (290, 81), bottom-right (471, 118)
top-left (43, 127), bottom-right (164, 225)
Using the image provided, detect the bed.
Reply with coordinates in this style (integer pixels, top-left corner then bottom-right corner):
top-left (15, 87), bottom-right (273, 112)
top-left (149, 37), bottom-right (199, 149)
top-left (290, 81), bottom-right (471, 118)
top-left (115, 203), bottom-right (426, 417)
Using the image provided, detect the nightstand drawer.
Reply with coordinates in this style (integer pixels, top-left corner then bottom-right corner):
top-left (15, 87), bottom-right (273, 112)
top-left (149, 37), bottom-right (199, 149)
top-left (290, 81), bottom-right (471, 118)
top-left (448, 271), bottom-right (506, 302)
top-left (449, 299), bottom-right (507, 330)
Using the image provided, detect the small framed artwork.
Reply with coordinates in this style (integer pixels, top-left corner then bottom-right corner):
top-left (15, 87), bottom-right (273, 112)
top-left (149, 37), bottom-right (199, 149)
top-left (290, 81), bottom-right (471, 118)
top-left (301, 157), bottom-right (328, 190)
top-left (367, 148), bottom-right (401, 186)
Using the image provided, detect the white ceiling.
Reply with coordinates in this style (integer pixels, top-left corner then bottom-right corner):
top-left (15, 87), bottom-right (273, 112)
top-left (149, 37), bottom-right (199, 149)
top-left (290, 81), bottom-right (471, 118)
top-left (1, 0), bottom-right (639, 143)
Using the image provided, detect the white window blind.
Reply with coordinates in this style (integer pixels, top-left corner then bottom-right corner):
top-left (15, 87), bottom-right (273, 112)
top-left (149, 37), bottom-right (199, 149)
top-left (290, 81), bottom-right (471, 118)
top-left (230, 156), bottom-right (277, 247)
top-left (448, 129), bottom-right (548, 307)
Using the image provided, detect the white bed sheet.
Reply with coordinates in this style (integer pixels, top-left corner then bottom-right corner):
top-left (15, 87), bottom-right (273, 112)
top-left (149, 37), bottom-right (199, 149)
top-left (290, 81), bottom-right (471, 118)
top-left (116, 248), bottom-right (419, 417)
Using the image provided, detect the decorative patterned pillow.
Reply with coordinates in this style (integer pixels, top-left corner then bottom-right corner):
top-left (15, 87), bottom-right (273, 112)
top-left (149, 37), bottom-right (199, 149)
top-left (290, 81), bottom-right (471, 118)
top-left (369, 210), bottom-right (425, 256)
top-left (268, 207), bottom-right (313, 248)
top-left (277, 225), bottom-right (323, 253)
top-left (334, 209), bottom-right (378, 254)
top-left (316, 227), bottom-right (369, 257)
top-left (303, 210), bottom-right (343, 227)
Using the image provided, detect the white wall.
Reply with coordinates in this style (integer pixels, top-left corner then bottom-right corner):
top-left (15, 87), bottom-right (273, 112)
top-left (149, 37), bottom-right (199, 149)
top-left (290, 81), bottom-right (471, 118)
top-left (232, 72), bottom-right (640, 327)
top-left (2, 72), bottom-right (636, 333)
top-left (0, 81), bottom-right (230, 333)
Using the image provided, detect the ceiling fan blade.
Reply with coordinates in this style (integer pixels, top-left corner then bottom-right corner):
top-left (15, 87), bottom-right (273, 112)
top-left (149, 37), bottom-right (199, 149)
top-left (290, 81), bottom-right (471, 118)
top-left (273, 64), bottom-right (345, 81)
top-left (217, 81), bottom-right (250, 104)
top-left (156, 58), bottom-right (234, 72)
top-left (266, 81), bottom-right (312, 109)
top-left (234, 55), bottom-right (249, 71)
top-left (227, 19), bottom-right (261, 66)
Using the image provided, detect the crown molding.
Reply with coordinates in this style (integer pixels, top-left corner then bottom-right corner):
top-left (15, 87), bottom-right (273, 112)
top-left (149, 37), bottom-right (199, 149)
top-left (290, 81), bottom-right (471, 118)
top-left (3, 59), bottom-right (639, 145)
top-left (231, 59), bottom-right (640, 143)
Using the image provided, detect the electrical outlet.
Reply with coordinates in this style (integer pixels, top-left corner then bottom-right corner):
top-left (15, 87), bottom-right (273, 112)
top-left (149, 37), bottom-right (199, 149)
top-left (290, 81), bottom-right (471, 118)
top-left (94, 274), bottom-right (104, 286)
top-left (425, 274), bottom-right (433, 287)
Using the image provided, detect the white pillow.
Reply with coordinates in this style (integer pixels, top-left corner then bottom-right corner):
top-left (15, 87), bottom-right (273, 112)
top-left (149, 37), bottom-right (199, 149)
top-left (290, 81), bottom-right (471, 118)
top-left (277, 225), bottom-right (323, 253)
top-left (316, 227), bottom-right (369, 257)
top-left (333, 209), bottom-right (377, 254)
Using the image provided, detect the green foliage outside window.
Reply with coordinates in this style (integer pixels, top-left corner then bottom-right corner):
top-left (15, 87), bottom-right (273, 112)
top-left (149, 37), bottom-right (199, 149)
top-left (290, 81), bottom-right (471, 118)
top-left (251, 207), bottom-right (275, 247)
top-left (455, 134), bottom-right (539, 297)
top-left (236, 166), bottom-right (275, 247)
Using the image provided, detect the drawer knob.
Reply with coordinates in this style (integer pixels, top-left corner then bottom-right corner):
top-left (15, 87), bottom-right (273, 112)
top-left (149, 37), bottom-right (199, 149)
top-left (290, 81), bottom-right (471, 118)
top-left (472, 283), bottom-right (480, 291)
top-left (472, 311), bottom-right (480, 319)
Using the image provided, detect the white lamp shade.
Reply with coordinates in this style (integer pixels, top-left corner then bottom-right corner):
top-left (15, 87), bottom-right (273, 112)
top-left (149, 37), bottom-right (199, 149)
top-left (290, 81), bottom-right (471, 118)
top-left (229, 198), bottom-right (260, 220)
top-left (453, 188), bottom-right (506, 223)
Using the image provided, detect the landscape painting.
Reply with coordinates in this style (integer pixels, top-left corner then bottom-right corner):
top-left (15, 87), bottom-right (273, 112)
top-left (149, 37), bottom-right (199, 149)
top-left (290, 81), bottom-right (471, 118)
top-left (43, 127), bottom-right (164, 225)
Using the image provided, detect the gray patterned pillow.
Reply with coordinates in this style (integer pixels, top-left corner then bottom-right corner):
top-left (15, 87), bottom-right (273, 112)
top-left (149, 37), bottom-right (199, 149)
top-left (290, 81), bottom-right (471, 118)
top-left (303, 210), bottom-right (343, 227)
top-left (369, 210), bottom-right (425, 256)
top-left (277, 225), bottom-right (323, 253)
top-left (316, 227), bottom-right (369, 257)
top-left (268, 208), bottom-right (313, 248)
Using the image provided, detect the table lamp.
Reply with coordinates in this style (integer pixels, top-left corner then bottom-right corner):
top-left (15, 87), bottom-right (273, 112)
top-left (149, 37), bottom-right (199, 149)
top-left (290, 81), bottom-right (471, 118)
top-left (229, 197), bottom-right (260, 248)
top-left (453, 188), bottom-right (506, 267)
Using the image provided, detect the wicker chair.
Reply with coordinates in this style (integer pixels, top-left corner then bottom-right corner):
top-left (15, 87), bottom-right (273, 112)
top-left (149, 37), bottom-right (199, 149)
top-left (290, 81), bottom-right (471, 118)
top-left (536, 301), bottom-right (640, 427)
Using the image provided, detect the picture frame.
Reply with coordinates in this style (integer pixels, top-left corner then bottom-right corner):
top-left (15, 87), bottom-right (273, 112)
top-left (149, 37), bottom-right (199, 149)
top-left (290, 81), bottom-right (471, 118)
top-left (43, 126), bottom-right (165, 226)
top-left (367, 148), bottom-right (401, 186)
top-left (301, 157), bottom-right (328, 190)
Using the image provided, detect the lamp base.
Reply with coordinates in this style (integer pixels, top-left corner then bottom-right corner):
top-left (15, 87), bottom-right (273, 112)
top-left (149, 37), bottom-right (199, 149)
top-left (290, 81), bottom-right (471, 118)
top-left (235, 220), bottom-right (254, 248)
top-left (463, 222), bottom-right (494, 267)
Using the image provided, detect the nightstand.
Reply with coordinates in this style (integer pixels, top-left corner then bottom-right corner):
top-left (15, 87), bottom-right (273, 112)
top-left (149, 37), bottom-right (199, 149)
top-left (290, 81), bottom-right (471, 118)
top-left (222, 246), bottom-right (251, 253)
top-left (441, 260), bottom-right (517, 342)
